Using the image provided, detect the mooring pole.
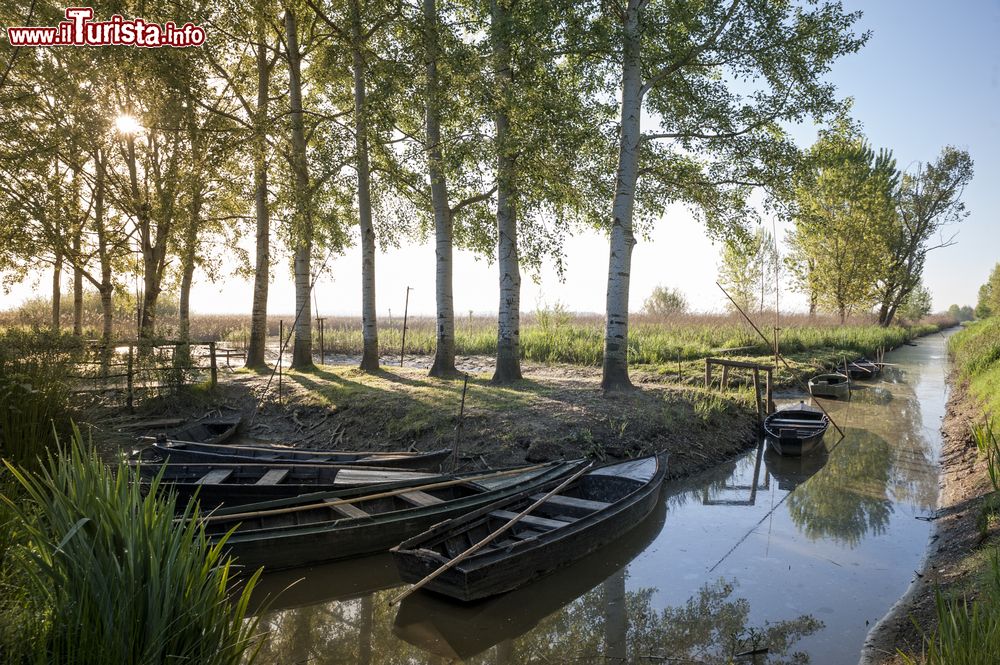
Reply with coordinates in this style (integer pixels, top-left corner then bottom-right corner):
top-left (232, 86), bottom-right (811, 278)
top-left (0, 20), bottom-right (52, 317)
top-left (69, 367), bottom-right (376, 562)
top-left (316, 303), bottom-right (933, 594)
top-left (278, 319), bottom-right (283, 405)
top-left (400, 286), bottom-right (412, 367)
top-left (316, 317), bottom-right (325, 365)
top-left (451, 373), bottom-right (470, 472)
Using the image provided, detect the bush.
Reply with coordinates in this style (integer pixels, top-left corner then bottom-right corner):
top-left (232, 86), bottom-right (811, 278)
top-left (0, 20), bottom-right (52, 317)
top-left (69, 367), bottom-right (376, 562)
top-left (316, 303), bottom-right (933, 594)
top-left (0, 434), bottom-right (263, 664)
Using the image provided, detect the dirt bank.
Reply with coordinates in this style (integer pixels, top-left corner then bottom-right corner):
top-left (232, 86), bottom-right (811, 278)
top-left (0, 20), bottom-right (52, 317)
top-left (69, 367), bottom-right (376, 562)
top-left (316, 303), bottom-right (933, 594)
top-left (860, 378), bottom-right (994, 664)
top-left (90, 361), bottom-right (759, 480)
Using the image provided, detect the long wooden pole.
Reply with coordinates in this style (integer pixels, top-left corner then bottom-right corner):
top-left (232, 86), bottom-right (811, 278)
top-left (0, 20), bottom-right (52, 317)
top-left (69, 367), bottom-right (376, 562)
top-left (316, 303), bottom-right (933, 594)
top-left (390, 461), bottom-right (594, 605)
top-left (197, 462), bottom-right (553, 525)
top-left (400, 286), bottom-right (412, 367)
top-left (451, 374), bottom-right (469, 472)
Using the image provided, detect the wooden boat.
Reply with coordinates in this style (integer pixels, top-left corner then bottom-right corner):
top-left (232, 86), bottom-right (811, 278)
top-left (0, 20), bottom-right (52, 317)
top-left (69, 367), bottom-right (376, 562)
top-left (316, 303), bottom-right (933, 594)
top-left (130, 461), bottom-right (440, 508)
top-left (846, 357), bottom-right (879, 379)
top-left (390, 454), bottom-right (667, 602)
top-left (164, 417), bottom-right (241, 445)
top-left (199, 460), bottom-right (585, 571)
top-left (392, 500), bottom-right (667, 660)
top-left (808, 373), bottom-right (850, 399)
top-left (763, 401), bottom-right (829, 456)
top-left (147, 437), bottom-right (451, 471)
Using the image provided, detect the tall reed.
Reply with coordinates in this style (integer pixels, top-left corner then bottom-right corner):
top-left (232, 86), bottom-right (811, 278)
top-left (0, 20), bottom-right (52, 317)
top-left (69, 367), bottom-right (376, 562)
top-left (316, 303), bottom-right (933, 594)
top-left (0, 432), bottom-right (263, 665)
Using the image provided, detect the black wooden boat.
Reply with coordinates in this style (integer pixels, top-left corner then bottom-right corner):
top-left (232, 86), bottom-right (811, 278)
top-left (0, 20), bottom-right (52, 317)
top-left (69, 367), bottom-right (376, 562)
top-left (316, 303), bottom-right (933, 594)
top-left (167, 416), bottom-right (241, 444)
top-left (763, 401), bottom-right (829, 456)
top-left (199, 460), bottom-right (585, 571)
top-left (390, 454), bottom-right (667, 602)
top-left (147, 438), bottom-right (451, 471)
top-left (808, 373), bottom-right (850, 400)
top-left (846, 357), bottom-right (879, 379)
top-left (392, 499), bottom-right (667, 660)
top-left (130, 461), bottom-right (439, 507)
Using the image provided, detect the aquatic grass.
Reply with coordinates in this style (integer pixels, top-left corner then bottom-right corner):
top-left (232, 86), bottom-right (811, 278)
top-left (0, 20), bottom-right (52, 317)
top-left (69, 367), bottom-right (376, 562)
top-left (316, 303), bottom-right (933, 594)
top-left (0, 432), bottom-right (264, 665)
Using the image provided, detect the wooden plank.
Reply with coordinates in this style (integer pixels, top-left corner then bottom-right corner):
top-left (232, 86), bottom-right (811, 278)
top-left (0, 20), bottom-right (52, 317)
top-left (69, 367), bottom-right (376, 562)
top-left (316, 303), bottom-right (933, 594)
top-left (196, 469), bottom-right (233, 485)
top-left (530, 493), bottom-right (609, 513)
top-left (255, 469), bottom-right (289, 485)
top-left (323, 499), bottom-right (369, 519)
top-left (490, 510), bottom-right (571, 531)
top-left (399, 490), bottom-right (444, 507)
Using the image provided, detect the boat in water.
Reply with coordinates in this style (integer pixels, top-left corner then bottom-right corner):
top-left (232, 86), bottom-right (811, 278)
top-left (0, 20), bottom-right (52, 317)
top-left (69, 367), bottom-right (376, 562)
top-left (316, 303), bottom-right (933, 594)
top-left (391, 455), bottom-right (667, 602)
top-left (808, 373), bottom-right (850, 399)
top-left (763, 402), bottom-right (829, 456)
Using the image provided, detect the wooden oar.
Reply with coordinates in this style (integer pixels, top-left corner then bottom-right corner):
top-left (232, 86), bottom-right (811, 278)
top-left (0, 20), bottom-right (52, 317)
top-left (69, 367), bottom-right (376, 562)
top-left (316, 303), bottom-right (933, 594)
top-left (390, 461), bottom-right (594, 606)
top-left (195, 462), bottom-right (554, 525)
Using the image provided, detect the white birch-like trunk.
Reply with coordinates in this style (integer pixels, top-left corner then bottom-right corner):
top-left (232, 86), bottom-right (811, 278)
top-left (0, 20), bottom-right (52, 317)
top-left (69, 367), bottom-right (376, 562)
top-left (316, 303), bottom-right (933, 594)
top-left (425, 0), bottom-right (457, 378)
top-left (351, 0), bottom-right (379, 371)
top-left (490, 0), bottom-right (522, 384)
top-left (72, 227), bottom-right (83, 335)
top-left (601, 0), bottom-right (643, 391)
top-left (247, 8), bottom-right (271, 369)
top-left (51, 249), bottom-right (62, 332)
top-left (286, 9), bottom-right (314, 369)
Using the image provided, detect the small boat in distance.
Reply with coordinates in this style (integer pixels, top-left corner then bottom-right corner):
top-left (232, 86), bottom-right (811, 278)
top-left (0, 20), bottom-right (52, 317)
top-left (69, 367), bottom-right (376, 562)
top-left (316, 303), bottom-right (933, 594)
top-left (166, 416), bottom-right (241, 445)
top-left (846, 357), bottom-right (879, 379)
top-left (391, 454), bottom-right (667, 602)
top-left (147, 438), bottom-right (451, 471)
top-left (763, 402), bottom-right (829, 457)
top-left (199, 459), bottom-right (584, 571)
top-left (808, 373), bottom-right (850, 400)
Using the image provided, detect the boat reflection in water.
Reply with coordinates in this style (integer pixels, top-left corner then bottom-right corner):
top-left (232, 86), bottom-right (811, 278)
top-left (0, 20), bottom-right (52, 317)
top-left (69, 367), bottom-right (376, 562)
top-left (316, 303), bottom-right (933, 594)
top-left (392, 498), bottom-right (667, 660)
top-left (764, 445), bottom-right (829, 492)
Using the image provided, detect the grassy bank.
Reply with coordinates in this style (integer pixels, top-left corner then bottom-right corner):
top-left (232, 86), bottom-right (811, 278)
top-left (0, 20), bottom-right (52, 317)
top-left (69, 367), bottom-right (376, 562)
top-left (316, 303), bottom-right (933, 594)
top-left (897, 318), bottom-right (1000, 664)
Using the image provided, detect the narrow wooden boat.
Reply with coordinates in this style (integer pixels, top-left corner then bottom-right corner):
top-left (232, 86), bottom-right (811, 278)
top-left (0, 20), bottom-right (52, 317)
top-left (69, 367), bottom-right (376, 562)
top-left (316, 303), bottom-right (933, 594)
top-left (390, 454), bottom-right (667, 602)
top-left (808, 373), bottom-right (850, 400)
top-left (846, 357), bottom-right (879, 379)
top-left (763, 401), bottom-right (829, 456)
top-left (130, 461), bottom-right (439, 507)
top-left (199, 459), bottom-right (585, 571)
top-left (166, 416), bottom-right (242, 445)
top-left (147, 437), bottom-right (451, 471)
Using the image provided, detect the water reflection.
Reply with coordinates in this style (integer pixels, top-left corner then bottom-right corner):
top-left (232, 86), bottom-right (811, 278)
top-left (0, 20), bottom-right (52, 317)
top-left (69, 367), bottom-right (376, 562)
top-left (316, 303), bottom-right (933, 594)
top-left (248, 336), bottom-right (948, 665)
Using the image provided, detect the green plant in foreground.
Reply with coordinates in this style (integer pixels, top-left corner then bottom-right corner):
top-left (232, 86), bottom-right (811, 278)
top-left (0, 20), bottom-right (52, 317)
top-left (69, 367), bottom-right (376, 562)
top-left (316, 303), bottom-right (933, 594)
top-left (0, 432), bottom-right (263, 665)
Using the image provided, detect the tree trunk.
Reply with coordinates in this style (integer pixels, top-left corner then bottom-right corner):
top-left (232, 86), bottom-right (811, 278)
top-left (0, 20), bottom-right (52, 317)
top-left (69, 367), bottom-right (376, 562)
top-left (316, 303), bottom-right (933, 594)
top-left (351, 0), bottom-right (379, 371)
top-left (178, 194), bottom-right (200, 343)
top-left (94, 148), bottom-right (114, 364)
top-left (425, 0), bottom-right (457, 378)
top-left (490, 0), bottom-right (521, 385)
top-left (51, 249), bottom-right (62, 332)
top-left (72, 227), bottom-right (83, 335)
top-left (286, 9), bottom-right (314, 370)
top-left (601, 0), bottom-right (642, 392)
top-left (246, 4), bottom-right (271, 369)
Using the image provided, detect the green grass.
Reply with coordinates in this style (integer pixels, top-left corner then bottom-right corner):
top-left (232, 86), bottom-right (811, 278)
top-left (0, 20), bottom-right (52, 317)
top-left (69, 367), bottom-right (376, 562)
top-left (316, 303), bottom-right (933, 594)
top-left (950, 318), bottom-right (1000, 417)
top-left (0, 433), bottom-right (263, 664)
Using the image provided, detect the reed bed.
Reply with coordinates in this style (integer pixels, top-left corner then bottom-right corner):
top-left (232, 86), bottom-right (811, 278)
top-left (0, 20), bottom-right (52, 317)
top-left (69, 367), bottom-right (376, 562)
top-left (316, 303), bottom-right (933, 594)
top-left (0, 435), bottom-right (263, 665)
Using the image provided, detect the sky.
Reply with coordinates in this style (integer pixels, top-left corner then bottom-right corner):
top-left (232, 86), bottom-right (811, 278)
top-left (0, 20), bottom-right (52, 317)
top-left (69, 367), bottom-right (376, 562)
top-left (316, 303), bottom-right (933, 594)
top-left (2, 0), bottom-right (998, 318)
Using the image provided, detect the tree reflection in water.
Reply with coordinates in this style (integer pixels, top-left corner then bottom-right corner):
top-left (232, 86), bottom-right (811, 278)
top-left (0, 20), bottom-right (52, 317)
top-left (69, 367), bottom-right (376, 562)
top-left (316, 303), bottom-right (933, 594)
top-left (254, 574), bottom-right (822, 664)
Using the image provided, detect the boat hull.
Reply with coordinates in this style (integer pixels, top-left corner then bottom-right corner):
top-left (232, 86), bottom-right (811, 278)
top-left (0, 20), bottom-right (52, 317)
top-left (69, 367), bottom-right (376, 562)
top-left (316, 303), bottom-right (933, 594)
top-left (149, 441), bottom-right (451, 471)
top-left (392, 455), bottom-right (667, 602)
top-left (808, 373), bottom-right (850, 400)
top-left (763, 403), bottom-right (829, 457)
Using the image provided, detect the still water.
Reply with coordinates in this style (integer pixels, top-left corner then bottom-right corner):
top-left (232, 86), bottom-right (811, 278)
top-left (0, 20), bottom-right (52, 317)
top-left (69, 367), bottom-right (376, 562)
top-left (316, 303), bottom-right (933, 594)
top-left (249, 334), bottom-right (949, 664)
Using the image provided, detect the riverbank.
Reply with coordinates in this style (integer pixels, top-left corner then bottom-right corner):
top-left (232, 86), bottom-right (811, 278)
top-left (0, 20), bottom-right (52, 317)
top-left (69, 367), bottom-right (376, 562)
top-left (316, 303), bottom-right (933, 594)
top-left (863, 319), bottom-right (1000, 664)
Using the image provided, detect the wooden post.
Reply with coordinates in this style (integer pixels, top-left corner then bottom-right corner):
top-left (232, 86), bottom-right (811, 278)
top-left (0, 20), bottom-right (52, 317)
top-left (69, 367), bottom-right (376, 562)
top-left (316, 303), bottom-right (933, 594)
top-left (752, 368), bottom-right (763, 427)
top-left (765, 368), bottom-right (774, 414)
top-left (317, 317), bottom-right (325, 365)
top-left (126, 344), bottom-right (134, 411)
top-left (209, 341), bottom-right (218, 388)
top-left (721, 365), bottom-right (730, 390)
top-left (704, 358), bottom-right (711, 389)
top-left (278, 319), bottom-right (283, 405)
top-left (773, 326), bottom-right (779, 373)
top-left (400, 286), bottom-right (412, 367)
top-left (677, 350), bottom-right (681, 382)
top-left (451, 374), bottom-right (470, 472)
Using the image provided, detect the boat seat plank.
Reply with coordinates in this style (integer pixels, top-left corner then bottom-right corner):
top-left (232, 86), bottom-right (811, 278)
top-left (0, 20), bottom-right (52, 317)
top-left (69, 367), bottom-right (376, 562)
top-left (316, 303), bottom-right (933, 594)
top-left (490, 509), bottom-right (572, 531)
top-left (769, 418), bottom-right (827, 426)
top-left (323, 499), bottom-right (369, 519)
top-left (334, 470), bottom-right (432, 486)
top-left (255, 469), bottom-right (289, 485)
top-left (196, 469), bottom-right (233, 485)
top-left (398, 490), bottom-right (444, 507)
top-left (589, 457), bottom-right (656, 482)
top-left (530, 493), bottom-right (610, 514)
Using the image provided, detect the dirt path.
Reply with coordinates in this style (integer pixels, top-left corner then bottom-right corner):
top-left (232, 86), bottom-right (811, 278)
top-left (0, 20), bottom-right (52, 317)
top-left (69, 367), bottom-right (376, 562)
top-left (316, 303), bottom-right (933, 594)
top-left (860, 379), bottom-right (994, 664)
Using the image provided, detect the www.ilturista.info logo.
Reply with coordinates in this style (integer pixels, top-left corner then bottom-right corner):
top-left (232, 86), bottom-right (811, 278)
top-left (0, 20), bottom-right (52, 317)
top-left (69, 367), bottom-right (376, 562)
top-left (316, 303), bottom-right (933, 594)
top-left (6, 7), bottom-right (206, 47)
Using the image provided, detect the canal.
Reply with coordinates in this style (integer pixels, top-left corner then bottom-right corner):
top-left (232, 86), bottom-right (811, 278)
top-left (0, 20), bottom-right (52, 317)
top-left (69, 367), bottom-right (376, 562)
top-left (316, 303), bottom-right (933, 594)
top-left (249, 332), bottom-right (951, 664)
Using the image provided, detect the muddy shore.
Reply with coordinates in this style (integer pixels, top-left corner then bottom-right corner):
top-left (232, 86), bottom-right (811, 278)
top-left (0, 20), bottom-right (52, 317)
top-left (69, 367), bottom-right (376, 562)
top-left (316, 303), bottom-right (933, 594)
top-left (861, 378), bottom-right (994, 664)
